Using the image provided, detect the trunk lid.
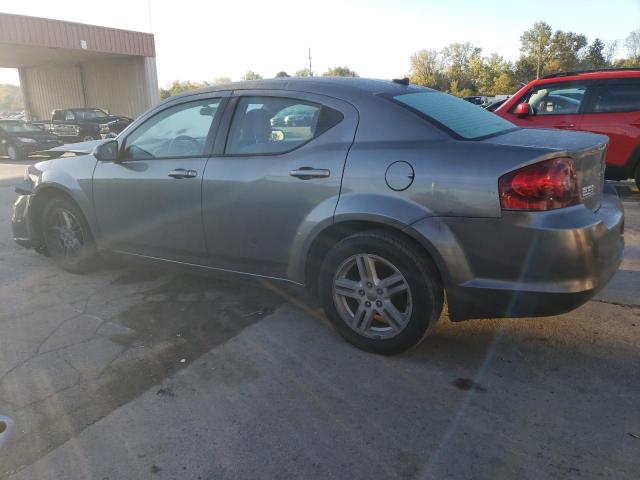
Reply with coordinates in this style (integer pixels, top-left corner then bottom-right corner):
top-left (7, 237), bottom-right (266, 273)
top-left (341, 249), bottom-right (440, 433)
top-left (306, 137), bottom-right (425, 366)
top-left (484, 128), bottom-right (608, 212)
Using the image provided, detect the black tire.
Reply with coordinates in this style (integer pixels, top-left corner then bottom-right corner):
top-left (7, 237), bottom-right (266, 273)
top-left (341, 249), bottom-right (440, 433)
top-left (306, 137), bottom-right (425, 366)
top-left (41, 197), bottom-right (98, 273)
top-left (319, 230), bottom-right (444, 355)
top-left (7, 144), bottom-right (20, 161)
top-left (635, 163), bottom-right (640, 191)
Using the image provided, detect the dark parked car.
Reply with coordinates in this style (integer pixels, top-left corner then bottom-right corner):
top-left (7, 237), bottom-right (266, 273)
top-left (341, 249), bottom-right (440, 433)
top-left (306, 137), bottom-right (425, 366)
top-left (0, 120), bottom-right (62, 160)
top-left (47, 108), bottom-right (132, 143)
top-left (12, 77), bottom-right (624, 354)
top-left (484, 98), bottom-right (507, 112)
top-left (464, 95), bottom-right (488, 106)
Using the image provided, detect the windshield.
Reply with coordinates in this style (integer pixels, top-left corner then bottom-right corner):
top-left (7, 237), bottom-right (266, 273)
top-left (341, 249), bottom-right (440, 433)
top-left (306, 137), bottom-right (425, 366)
top-left (393, 91), bottom-right (516, 140)
top-left (72, 109), bottom-right (108, 120)
top-left (0, 121), bottom-right (42, 134)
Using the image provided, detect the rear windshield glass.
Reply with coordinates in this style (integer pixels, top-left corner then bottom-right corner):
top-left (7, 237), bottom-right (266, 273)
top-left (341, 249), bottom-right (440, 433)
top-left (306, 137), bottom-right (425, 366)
top-left (393, 91), bottom-right (516, 140)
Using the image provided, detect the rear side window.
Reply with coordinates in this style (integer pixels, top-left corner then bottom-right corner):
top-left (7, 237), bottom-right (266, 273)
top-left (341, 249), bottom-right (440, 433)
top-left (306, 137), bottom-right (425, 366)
top-left (589, 80), bottom-right (640, 113)
top-left (392, 91), bottom-right (516, 140)
top-left (225, 97), bottom-right (343, 155)
top-left (514, 82), bottom-right (587, 116)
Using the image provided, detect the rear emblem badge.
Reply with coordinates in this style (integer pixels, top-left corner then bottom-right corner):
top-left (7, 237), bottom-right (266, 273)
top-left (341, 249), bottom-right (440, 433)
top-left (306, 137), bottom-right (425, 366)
top-left (581, 184), bottom-right (595, 198)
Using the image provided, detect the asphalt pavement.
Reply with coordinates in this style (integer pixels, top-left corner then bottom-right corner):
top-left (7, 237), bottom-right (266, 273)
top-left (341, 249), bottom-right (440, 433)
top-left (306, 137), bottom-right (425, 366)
top-left (0, 159), bottom-right (638, 480)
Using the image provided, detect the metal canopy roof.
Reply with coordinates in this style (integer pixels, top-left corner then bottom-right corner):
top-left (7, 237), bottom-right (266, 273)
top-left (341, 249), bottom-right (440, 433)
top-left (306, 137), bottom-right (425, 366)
top-left (0, 12), bottom-right (155, 68)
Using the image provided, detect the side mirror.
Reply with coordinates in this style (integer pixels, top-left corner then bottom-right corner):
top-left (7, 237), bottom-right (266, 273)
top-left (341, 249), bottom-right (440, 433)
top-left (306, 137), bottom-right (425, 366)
top-left (94, 139), bottom-right (119, 162)
top-left (514, 102), bottom-right (531, 117)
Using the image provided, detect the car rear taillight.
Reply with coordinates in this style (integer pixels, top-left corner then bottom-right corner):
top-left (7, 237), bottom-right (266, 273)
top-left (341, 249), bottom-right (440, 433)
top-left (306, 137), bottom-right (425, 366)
top-left (498, 157), bottom-right (580, 211)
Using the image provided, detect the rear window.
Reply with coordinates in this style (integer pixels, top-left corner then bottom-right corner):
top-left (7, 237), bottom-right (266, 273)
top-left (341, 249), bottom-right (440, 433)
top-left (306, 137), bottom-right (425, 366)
top-left (392, 91), bottom-right (516, 140)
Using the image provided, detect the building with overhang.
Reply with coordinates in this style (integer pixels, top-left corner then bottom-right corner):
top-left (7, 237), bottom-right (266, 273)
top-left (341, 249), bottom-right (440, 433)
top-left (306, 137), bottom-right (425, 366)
top-left (0, 12), bottom-right (159, 121)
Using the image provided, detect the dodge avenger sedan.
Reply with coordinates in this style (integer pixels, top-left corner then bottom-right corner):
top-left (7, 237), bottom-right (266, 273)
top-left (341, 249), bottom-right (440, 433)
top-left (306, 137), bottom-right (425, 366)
top-left (12, 77), bottom-right (624, 354)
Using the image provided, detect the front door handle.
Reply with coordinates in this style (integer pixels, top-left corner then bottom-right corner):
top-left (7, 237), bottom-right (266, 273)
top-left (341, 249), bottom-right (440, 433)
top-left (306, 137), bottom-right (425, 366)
top-left (168, 168), bottom-right (197, 179)
top-left (289, 167), bottom-right (330, 180)
top-left (554, 123), bottom-right (576, 129)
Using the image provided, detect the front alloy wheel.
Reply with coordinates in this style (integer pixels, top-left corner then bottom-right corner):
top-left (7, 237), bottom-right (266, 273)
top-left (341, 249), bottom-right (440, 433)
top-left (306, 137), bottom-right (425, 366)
top-left (42, 197), bottom-right (98, 273)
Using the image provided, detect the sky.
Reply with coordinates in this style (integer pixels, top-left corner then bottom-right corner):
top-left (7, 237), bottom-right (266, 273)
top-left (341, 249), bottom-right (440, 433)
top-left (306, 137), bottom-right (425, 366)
top-left (0, 0), bottom-right (638, 86)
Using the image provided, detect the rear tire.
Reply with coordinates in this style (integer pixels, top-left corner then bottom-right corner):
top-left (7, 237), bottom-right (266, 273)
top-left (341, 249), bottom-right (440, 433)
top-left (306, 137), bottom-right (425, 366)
top-left (41, 197), bottom-right (98, 273)
top-left (7, 144), bottom-right (20, 161)
top-left (635, 163), bottom-right (640, 191)
top-left (319, 230), bottom-right (444, 355)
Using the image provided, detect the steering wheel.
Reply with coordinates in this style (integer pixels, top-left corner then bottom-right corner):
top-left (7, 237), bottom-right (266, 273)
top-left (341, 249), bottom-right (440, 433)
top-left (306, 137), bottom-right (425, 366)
top-left (167, 135), bottom-right (200, 156)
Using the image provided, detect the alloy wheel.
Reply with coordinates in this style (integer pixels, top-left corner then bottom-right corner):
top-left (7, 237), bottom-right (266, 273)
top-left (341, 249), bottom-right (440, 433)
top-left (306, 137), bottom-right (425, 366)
top-left (45, 207), bottom-right (85, 258)
top-left (332, 253), bottom-right (412, 339)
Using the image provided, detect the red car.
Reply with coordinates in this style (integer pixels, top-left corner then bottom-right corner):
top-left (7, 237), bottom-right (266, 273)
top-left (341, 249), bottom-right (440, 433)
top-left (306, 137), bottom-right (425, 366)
top-left (495, 69), bottom-right (640, 189)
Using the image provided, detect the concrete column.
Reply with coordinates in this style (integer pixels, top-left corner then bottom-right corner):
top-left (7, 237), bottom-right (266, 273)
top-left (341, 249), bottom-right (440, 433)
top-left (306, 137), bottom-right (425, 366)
top-left (17, 68), bottom-right (32, 121)
top-left (143, 57), bottom-right (160, 109)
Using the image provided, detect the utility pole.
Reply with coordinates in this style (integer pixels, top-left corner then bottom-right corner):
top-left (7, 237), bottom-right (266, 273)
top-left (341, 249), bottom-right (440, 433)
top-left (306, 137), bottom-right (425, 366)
top-left (308, 48), bottom-right (313, 76)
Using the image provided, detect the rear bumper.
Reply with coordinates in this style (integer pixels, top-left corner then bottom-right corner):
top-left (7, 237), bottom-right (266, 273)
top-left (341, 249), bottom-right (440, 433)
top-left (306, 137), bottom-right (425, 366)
top-left (411, 186), bottom-right (624, 321)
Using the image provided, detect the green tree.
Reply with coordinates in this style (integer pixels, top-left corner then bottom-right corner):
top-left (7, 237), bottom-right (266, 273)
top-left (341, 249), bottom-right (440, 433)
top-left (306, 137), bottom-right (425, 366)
top-left (408, 49), bottom-right (445, 89)
top-left (275, 71), bottom-right (290, 78)
top-left (519, 21), bottom-right (553, 79)
top-left (625, 29), bottom-right (640, 63)
top-left (242, 71), bottom-right (262, 81)
top-left (322, 66), bottom-right (359, 77)
top-left (546, 30), bottom-right (587, 73)
top-left (159, 80), bottom-right (208, 100)
top-left (441, 42), bottom-right (481, 91)
top-left (213, 77), bottom-right (232, 85)
top-left (583, 38), bottom-right (607, 69)
top-left (0, 84), bottom-right (23, 111)
top-left (294, 68), bottom-right (312, 77)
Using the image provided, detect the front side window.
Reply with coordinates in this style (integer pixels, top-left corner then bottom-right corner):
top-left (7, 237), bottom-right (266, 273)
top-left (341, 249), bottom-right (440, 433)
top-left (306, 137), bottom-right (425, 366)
top-left (123, 99), bottom-right (221, 160)
top-left (393, 91), bottom-right (516, 140)
top-left (515, 82), bottom-right (587, 116)
top-left (225, 97), bottom-right (343, 155)
top-left (589, 80), bottom-right (640, 113)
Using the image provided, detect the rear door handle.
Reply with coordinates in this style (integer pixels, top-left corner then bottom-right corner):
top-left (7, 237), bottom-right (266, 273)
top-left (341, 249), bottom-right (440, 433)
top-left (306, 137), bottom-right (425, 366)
top-left (289, 167), bottom-right (330, 180)
top-left (168, 168), bottom-right (197, 179)
top-left (554, 123), bottom-right (576, 129)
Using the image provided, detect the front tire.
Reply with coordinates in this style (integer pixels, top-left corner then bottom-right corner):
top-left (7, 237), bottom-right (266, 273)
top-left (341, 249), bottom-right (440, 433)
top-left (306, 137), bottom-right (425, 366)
top-left (41, 197), bottom-right (98, 273)
top-left (319, 230), bottom-right (444, 355)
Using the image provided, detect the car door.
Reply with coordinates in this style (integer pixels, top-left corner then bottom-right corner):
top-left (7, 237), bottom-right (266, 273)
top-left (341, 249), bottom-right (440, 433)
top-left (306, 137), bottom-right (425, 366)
top-left (505, 81), bottom-right (589, 131)
top-left (201, 91), bottom-right (358, 279)
top-left (579, 78), bottom-right (640, 171)
top-left (92, 93), bottom-right (229, 263)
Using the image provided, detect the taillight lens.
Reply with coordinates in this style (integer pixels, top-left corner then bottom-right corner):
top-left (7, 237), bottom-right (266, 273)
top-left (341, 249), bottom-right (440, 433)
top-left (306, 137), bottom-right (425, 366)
top-left (498, 157), bottom-right (580, 211)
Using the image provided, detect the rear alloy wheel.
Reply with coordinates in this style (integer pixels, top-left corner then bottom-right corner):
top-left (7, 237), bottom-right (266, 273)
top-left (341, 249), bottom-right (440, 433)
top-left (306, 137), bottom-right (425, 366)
top-left (41, 197), bottom-right (98, 273)
top-left (7, 144), bottom-right (20, 161)
top-left (319, 230), bottom-right (443, 354)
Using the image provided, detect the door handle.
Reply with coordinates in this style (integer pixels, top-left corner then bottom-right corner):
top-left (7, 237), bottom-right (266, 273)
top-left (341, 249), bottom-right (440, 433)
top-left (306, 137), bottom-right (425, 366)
top-left (168, 168), bottom-right (197, 179)
top-left (289, 167), bottom-right (330, 180)
top-left (554, 123), bottom-right (576, 129)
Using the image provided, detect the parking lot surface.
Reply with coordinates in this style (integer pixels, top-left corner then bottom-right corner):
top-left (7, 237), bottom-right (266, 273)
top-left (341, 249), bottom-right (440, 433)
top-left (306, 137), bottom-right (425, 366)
top-left (0, 159), bottom-right (639, 479)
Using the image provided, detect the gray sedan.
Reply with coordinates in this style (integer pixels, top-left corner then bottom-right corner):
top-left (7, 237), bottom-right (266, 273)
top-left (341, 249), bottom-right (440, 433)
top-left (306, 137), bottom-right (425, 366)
top-left (12, 77), bottom-right (624, 354)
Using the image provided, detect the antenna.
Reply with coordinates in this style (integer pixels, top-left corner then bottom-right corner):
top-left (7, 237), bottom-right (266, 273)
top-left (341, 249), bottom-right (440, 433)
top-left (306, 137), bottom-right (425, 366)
top-left (308, 48), bottom-right (313, 76)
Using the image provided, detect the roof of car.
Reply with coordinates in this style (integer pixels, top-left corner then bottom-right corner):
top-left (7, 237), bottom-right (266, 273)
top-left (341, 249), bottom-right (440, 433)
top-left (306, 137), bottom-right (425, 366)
top-left (534, 68), bottom-right (640, 84)
top-left (170, 77), bottom-right (428, 102)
